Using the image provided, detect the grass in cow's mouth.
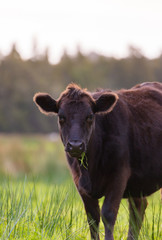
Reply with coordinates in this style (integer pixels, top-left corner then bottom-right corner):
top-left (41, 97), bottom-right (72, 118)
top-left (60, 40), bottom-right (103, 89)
top-left (79, 152), bottom-right (88, 169)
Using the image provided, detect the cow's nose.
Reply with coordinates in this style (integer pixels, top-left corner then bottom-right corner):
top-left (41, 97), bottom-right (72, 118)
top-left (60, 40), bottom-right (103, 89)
top-left (66, 140), bottom-right (85, 157)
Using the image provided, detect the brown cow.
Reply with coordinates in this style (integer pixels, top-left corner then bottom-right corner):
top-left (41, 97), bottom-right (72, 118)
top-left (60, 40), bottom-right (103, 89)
top-left (34, 82), bottom-right (162, 240)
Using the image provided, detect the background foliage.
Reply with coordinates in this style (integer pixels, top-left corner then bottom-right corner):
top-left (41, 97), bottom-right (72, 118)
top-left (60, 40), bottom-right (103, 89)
top-left (1, 44), bottom-right (162, 133)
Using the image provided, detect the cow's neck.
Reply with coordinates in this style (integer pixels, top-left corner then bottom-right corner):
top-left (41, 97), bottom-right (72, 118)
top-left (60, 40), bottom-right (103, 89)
top-left (87, 122), bottom-right (103, 170)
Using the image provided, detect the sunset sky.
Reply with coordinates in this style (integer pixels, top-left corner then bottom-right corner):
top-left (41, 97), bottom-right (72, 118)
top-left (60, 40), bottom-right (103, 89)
top-left (1, 0), bottom-right (162, 63)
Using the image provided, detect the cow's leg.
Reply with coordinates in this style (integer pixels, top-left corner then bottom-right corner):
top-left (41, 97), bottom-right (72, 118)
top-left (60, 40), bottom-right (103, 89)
top-left (101, 194), bottom-right (122, 240)
top-left (81, 194), bottom-right (100, 240)
top-left (161, 189), bottom-right (162, 201)
top-left (70, 161), bottom-right (100, 239)
top-left (101, 174), bottom-right (129, 239)
top-left (127, 197), bottom-right (148, 240)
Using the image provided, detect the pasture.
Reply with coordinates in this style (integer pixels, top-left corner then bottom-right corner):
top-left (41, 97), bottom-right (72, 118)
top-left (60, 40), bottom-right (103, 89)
top-left (0, 134), bottom-right (161, 239)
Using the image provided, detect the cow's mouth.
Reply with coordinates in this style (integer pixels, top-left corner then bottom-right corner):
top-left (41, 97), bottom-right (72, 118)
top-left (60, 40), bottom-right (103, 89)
top-left (67, 150), bottom-right (83, 158)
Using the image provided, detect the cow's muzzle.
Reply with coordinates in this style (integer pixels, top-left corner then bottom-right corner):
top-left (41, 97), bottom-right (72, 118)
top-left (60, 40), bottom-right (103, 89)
top-left (66, 140), bottom-right (85, 158)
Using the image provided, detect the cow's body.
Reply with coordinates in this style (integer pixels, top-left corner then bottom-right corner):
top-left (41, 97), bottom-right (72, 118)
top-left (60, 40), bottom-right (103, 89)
top-left (34, 82), bottom-right (162, 240)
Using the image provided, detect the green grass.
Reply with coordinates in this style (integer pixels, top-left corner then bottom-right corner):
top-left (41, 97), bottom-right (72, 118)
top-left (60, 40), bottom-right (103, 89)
top-left (0, 134), bottom-right (161, 239)
top-left (0, 177), bottom-right (90, 240)
top-left (0, 177), bottom-right (161, 240)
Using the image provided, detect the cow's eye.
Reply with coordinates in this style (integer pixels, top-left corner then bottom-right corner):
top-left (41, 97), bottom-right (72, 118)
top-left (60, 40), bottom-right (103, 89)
top-left (86, 114), bottom-right (94, 124)
top-left (59, 116), bottom-right (66, 124)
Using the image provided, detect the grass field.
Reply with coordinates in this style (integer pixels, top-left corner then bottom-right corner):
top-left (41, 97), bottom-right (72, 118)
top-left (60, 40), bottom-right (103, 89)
top-left (0, 134), bottom-right (161, 239)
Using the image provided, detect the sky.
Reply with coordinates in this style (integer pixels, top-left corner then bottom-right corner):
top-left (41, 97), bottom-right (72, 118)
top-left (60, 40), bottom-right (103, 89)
top-left (1, 0), bottom-right (162, 63)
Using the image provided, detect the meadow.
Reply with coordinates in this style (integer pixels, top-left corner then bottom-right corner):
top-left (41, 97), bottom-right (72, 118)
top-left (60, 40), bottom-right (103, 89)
top-left (0, 134), bottom-right (161, 239)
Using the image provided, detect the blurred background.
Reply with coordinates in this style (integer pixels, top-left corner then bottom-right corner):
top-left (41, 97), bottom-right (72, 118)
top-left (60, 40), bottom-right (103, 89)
top-left (1, 0), bottom-right (162, 181)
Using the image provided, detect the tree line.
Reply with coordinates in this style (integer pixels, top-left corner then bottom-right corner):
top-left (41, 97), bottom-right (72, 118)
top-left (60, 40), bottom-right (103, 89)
top-left (1, 44), bottom-right (162, 133)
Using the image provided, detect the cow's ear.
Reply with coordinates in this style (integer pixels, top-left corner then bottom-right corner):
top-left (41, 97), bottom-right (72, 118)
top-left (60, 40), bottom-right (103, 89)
top-left (33, 93), bottom-right (58, 114)
top-left (95, 93), bottom-right (118, 113)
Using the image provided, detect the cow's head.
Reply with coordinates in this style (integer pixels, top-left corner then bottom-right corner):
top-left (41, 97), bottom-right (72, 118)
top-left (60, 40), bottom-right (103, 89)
top-left (33, 84), bottom-right (118, 158)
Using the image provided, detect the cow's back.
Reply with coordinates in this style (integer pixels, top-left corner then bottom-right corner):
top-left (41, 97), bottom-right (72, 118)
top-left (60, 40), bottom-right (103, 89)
top-left (132, 81), bottom-right (162, 91)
